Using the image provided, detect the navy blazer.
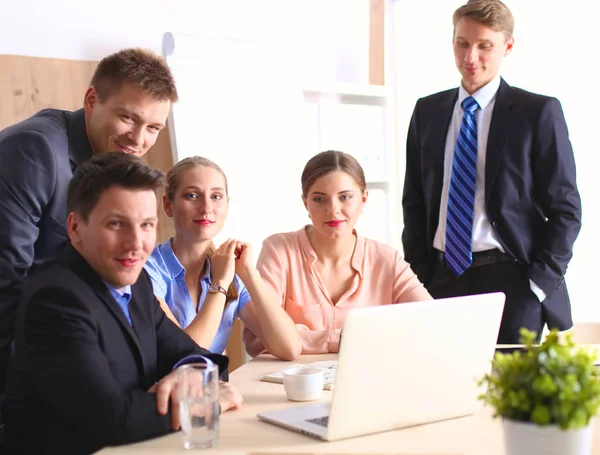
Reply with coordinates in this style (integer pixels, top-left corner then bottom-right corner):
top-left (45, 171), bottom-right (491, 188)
top-left (402, 79), bottom-right (581, 329)
top-left (0, 109), bottom-right (92, 380)
top-left (3, 244), bottom-right (228, 454)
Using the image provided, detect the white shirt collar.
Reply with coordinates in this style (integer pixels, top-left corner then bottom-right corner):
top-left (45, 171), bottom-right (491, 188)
top-left (458, 75), bottom-right (501, 111)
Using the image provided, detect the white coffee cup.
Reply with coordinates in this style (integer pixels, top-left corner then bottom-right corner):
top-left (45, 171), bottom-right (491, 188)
top-left (283, 367), bottom-right (324, 401)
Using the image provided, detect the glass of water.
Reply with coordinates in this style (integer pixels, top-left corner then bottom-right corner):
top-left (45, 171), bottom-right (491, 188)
top-left (178, 362), bottom-right (220, 449)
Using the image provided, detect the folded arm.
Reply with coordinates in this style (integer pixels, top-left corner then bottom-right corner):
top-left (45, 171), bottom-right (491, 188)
top-left (238, 239), bottom-right (301, 359)
top-left (238, 266), bottom-right (302, 361)
top-left (243, 323), bottom-right (340, 355)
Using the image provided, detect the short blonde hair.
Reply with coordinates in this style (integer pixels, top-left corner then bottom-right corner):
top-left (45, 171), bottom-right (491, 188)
top-left (453, 0), bottom-right (514, 40)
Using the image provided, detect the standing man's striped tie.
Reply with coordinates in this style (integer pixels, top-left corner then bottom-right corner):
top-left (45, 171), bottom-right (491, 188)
top-left (445, 96), bottom-right (480, 276)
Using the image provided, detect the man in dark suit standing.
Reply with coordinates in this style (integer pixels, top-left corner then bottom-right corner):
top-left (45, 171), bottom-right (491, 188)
top-left (3, 153), bottom-right (243, 454)
top-left (0, 48), bottom-right (178, 394)
top-left (402, 0), bottom-right (581, 343)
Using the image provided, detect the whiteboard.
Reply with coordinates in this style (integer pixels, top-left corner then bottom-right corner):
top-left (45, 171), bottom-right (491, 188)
top-left (163, 32), bottom-right (312, 254)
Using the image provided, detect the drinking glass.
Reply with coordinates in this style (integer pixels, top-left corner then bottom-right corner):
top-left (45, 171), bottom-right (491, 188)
top-left (178, 362), bottom-right (220, 449)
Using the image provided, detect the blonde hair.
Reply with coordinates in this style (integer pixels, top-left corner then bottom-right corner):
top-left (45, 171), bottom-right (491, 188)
top-left (166, 156), bottom-right (237, 304)
top-left (453, 0), bottom-right (514, 40)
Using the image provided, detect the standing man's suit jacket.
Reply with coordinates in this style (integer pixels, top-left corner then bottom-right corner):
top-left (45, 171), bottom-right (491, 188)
top-left (3, 244), bottom-right (228, 454)
top-left (402, 78), bottom-right (581, 329)
top-left (0, 108), bottom-right (92, 390)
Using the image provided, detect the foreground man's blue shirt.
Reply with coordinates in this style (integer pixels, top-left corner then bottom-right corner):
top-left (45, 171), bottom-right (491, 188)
top-left (104, 282), bottom-right (133, 325)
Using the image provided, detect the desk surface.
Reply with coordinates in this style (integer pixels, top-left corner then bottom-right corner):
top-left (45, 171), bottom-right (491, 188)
top-left (97, 353), bottom-right (600, 455)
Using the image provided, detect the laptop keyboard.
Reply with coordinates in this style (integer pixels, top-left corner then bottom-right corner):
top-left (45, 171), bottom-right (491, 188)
top-left (306, 416), bottom-right (329, 427)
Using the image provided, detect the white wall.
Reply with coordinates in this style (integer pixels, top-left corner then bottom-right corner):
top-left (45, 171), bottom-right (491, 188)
top-left (0, 0), bottom-right (375, 245)
top-left (0, 0), bottom-right (370, 85)
top-left (393, 0), bottom-right (600, 322)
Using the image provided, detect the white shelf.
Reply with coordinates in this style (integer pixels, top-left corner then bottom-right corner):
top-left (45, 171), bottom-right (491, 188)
top-left (366, 179), bottom-right (391, 187)
top-left (303, 83), bottom-right (389, 103)
top-left (301, 79), bottom-right (397, 248)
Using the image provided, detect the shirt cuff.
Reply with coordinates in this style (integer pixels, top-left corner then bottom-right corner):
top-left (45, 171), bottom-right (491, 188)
top-left (173, 355), bottom-right (213, 370)
top-left (529, 279), bottom-right (547, 303)
top-left (328, 329), bottom-right (341, 353)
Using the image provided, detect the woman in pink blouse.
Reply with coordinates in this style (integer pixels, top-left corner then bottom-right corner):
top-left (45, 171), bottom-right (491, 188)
top-left (244, 151), bottom-right (432, 355)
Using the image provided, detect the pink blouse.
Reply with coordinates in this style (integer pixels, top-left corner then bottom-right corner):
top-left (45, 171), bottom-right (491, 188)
top-left (243, 227), bottom-right (432, 355)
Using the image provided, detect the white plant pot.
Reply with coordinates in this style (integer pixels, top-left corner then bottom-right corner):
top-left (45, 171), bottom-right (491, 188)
top-left (503, 419), bottom-right (593, 455)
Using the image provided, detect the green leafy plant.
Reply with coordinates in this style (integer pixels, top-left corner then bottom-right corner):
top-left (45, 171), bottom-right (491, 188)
top-left (479, 328), bottom-right (600, 430)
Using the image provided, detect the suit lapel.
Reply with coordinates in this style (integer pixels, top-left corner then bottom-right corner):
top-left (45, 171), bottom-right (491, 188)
top-left (60, 245), bottom-right (146, 373)
top-left (430, 89), bottom-right (459, 226)
top-left (128, 282), bottom-right (155, 379)
top-left (94, 288), bottom-right (146, 371)
top-left (485, 78), bottom-right (518, 203)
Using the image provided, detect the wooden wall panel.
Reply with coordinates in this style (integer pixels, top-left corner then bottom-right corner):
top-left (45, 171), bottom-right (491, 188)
top-left (0, 55), bottom-right (96, 128)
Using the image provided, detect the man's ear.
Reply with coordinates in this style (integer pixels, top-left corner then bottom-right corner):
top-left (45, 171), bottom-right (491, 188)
top-left (67, 212), bottom-right (82, 245)
top-left (83, 86), bottom-right (98, 112)
top-left (504, 37), bottom-right (514, 56)
top-left (163, 194), bottom-right (174, 218)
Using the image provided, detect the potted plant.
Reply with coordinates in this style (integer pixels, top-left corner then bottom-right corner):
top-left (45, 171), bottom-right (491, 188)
top-left (479, 328), bottom-right (600, 455)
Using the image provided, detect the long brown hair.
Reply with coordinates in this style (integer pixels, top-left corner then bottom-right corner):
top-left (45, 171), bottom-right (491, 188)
top-left (166, 156), bottom-right (237, 304)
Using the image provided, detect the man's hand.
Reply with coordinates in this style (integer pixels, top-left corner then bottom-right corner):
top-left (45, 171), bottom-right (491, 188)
top-left (219, 381), bottom-right (243, 412)
top-left (148, 374), bottom-right (243, 430)
top-left (148, 369), bottom-right (182, 430)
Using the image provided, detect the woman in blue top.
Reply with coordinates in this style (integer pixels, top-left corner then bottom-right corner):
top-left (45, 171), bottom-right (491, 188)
top-left (145, 156), bottom-right (301, 360)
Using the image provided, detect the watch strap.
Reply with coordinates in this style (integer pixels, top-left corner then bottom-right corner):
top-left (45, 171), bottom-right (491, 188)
top-left (209, 283), bottom-right (227, 296)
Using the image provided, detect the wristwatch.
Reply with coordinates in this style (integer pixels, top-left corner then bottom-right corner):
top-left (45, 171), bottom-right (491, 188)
top-left (208, 283), bottom-right (227, 296)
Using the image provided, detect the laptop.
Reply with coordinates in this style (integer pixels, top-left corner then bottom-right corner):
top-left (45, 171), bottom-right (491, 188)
top-left (257, 292), bottom-right (506, 441)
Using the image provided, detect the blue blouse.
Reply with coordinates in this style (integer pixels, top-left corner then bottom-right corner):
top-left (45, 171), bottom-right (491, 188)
top-left (144, 239), bottom-right (251, 353)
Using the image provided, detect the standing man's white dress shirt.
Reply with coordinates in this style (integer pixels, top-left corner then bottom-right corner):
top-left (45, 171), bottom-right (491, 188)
top-left (433, 76), bottom-right (545, 302)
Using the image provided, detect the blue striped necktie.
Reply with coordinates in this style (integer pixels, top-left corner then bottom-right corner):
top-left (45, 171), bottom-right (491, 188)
top-left (115, 293), bottom-right (133, 326)
top-left (445, 96), bottom-right (480, 276)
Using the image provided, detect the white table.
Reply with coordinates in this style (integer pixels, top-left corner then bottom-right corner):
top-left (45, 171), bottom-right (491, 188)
top-left (97, 353), bottom-right (600, 455)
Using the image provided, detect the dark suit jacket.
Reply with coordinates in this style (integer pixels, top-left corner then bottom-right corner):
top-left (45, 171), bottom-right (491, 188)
top-left (2, 244), bottom-right (228, 454)
top-left (402, 79), bottom-right (581, 329)
top-left (0, 108), bottom-right (92, 390)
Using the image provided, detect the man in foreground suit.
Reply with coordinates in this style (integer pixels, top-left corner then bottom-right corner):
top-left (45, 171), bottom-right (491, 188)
top-left (0, 48), bottom-right (178, 394)
top-left (2, 153), bottom-right (242, 454)
top-left (402, 0), bottom-right (581, 343)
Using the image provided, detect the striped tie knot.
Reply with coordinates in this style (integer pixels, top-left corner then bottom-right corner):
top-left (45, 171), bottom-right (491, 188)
top-left (462, 96), bottom-right (479, 114)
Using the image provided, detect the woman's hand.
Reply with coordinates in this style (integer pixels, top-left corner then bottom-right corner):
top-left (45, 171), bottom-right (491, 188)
top-left (234, 241), bottom-right (254, 282)
top-left (210, 239), bottom-right (237, 287)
